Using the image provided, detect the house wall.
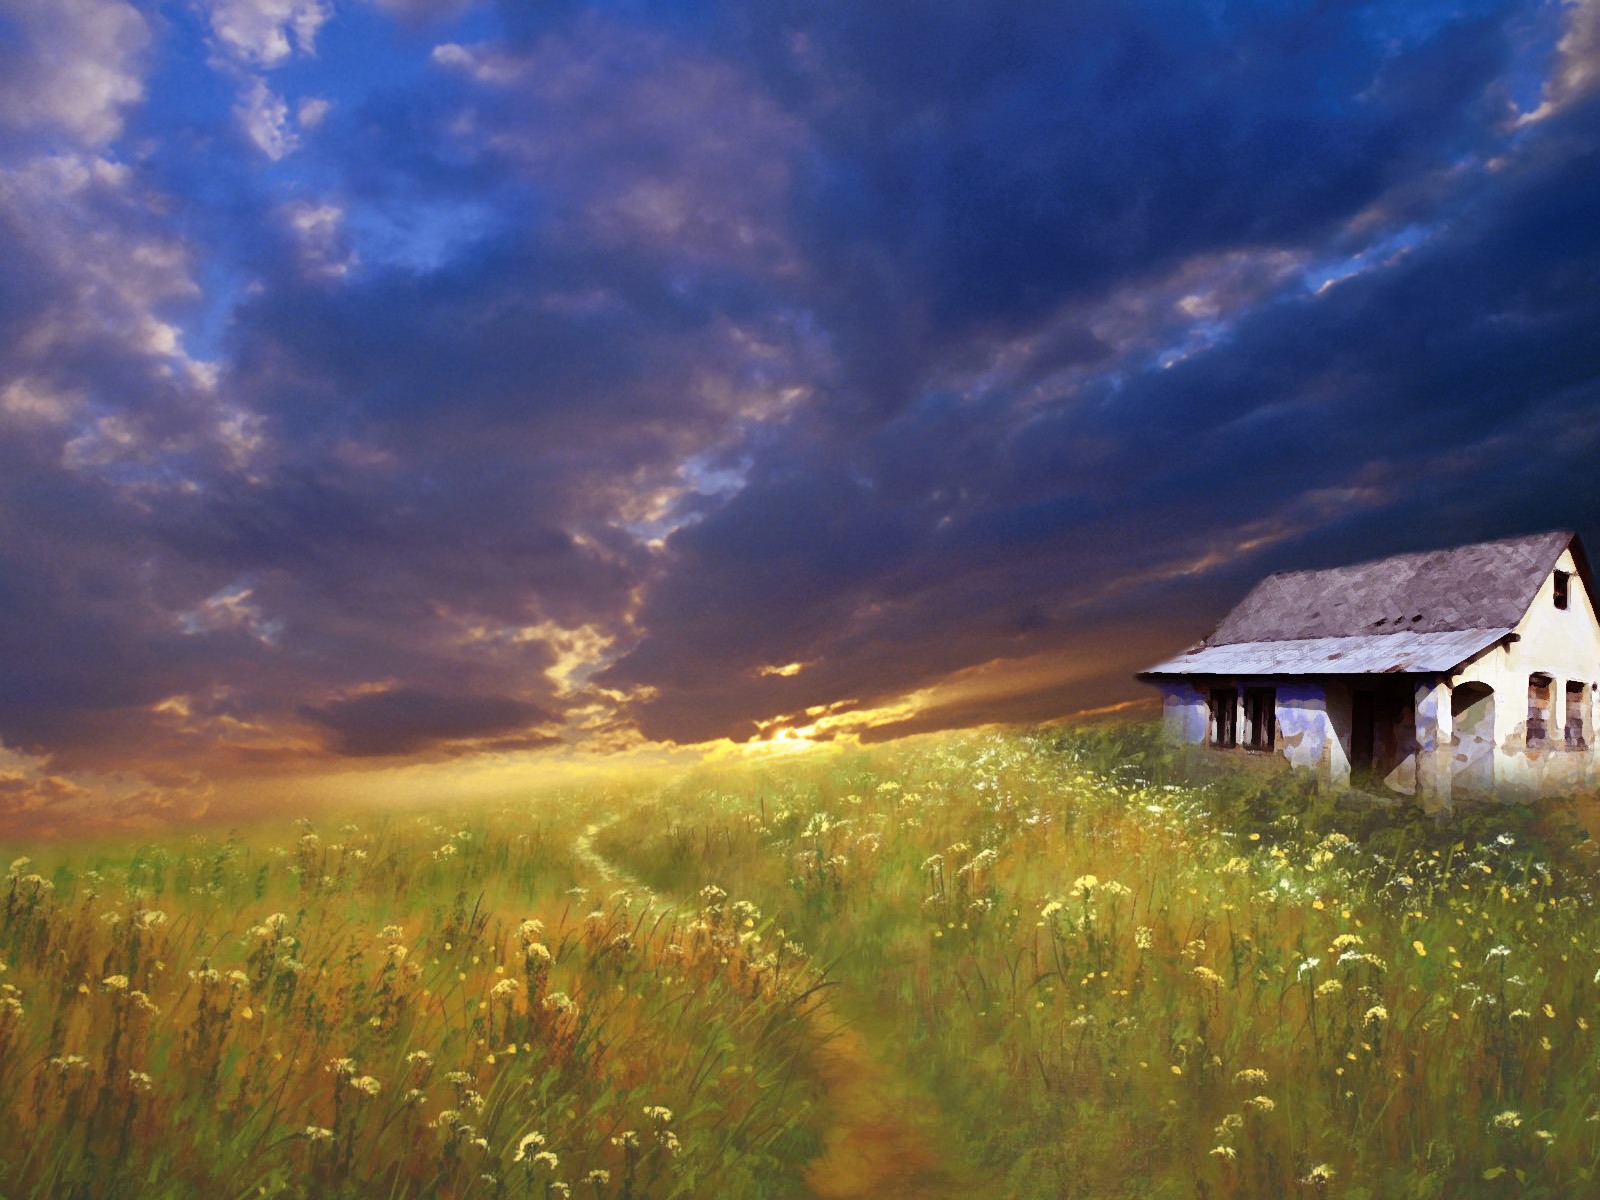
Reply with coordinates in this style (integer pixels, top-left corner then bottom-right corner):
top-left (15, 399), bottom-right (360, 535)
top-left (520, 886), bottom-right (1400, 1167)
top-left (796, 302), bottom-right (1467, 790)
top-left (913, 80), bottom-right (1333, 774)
top-left (1158, 681), bottom-right (1209, 744)
top-left (1158, 677), bottom-right (1348, 785)
top-left (1452, 549), bottom-right (1600, 797)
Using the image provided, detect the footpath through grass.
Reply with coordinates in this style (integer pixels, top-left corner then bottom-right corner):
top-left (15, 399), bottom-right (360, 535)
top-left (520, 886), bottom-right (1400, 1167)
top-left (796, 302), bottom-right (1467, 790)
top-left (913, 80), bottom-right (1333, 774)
top-left (596, 727), bottom-right (1600, 1199)
top-left (5, 725), bottom-right (1600, 1198)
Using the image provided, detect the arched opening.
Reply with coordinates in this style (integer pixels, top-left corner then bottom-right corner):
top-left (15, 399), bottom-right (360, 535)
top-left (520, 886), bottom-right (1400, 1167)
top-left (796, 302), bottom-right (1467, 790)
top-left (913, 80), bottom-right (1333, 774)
top-left (1451, 682), bottom-right (1496, 798)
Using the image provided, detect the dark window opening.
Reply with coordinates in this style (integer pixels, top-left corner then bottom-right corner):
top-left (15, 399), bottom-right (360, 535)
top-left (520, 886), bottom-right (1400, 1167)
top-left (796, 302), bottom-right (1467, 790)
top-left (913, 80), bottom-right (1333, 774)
top-left (1244, 687), bottom-right (1276, 751)
top-left (1567, 681), bottom-right (1588, 750)
top-left (1210, 687), bottom-right (1237, 749)
top-left (1351, 691), bottom-right (1375, 770)
top-left (1528, 673), bottom-right (1552, 747)
top-left (1554, 570), bottom-right (1570, 610)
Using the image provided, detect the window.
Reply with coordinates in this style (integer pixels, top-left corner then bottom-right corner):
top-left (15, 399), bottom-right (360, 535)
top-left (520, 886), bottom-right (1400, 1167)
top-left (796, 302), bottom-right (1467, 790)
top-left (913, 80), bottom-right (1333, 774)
top-left (1210, 687), bottom-right (1237, 748)
top-left (1243, 687), bottom-right (1276, 751)
top-left (1554, 570), bottom-right (1570, 610)
top-left (1567, 682), bottom-right (1589, 750)
top-left (1528, 674), bottom-right (1552, 747)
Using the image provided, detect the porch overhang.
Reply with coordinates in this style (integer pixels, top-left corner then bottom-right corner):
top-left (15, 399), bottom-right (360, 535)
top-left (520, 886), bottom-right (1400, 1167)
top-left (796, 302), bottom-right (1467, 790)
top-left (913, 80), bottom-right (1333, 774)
top-left (1138, 627), bottom-right (1508, 679)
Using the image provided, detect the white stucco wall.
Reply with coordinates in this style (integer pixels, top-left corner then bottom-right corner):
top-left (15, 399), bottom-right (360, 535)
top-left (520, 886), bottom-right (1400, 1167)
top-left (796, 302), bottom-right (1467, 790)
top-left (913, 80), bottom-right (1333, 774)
top-left (1452, 549), bottom-right (1600, 796)
top-left (1275, 682), bottom-right (1349, 785)
top-left (1159, 681), bottom-right (1209, 744)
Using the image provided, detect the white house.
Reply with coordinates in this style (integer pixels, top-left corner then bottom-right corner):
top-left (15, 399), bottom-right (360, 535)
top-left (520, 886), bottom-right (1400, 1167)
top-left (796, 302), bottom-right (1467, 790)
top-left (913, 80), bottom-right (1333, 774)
top-left (1138, 531), bottom-right (1600, 810)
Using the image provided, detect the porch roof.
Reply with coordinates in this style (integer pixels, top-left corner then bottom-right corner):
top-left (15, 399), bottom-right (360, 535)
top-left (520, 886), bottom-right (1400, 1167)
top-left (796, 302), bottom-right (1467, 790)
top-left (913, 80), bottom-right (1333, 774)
top-left (1138, 627), bottom-right (1506, 678)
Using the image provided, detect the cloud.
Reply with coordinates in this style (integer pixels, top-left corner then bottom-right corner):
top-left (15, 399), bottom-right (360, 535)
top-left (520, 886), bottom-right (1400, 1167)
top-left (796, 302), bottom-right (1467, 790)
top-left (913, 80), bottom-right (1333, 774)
top-left (1, 0), bottom-right (1598, 814)
top-left (236, 76), bottom-right (298, 159)
top-left (0, 0), bottom-right (149, 146)
top-left (205, 0), bottom-right (332, 68)
top-left (298, 688), bottom-right (554, 757)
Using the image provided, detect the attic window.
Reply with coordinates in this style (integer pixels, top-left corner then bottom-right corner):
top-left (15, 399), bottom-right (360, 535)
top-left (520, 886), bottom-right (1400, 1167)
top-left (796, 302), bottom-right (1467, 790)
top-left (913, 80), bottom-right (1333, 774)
top-left (1554, 570), bottom-right (1570, 610)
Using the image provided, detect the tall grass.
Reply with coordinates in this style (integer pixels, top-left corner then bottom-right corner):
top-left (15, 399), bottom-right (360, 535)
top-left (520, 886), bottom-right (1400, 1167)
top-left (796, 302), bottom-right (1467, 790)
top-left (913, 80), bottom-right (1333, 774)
top-left (0, 803), bottom-right (826, 1199)
top-left (596, 728), bottom-right (1600, 1198)
top-left (6, 727), bottom-right (1598, 1197)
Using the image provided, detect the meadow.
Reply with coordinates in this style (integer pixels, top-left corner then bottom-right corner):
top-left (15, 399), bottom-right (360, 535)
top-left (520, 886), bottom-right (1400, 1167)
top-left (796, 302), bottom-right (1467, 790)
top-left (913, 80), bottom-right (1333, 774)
top-left (4, 726), bottom-right (1600, 1198)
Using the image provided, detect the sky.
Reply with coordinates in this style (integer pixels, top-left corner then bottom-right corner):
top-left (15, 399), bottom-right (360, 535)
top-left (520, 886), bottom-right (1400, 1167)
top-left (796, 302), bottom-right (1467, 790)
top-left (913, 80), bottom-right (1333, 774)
top-left (1, 0), bottom-right (1599, 831)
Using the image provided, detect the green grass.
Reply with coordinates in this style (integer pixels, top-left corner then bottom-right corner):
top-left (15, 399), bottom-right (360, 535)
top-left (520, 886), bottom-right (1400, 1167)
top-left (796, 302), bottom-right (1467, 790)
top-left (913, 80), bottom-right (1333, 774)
top-left (4, 725), bottom-right (1600, 1198)
top-left (596, 727), bottom-right (1600, 1199)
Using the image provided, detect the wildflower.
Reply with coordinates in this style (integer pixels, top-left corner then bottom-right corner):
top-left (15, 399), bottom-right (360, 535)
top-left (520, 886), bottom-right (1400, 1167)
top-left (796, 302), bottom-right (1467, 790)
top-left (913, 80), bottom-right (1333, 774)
top-left (1193, 966), bottom-right (1224, 987)
top-left (530, 1151), bottom-right (559, 1171)
top-left (102, 974), bottom-right (129, 992)
top-left (1490, 1110), bottom-right (1522, 1131)
top-left (303, 1126), bottom-right (335, 1143)
top-left (129, 991), bottom-right (160, 1015)
top-left (1296, 957), bottom-right (1321, 978)
top-left (1486, 945), bottom-right (1512, 962)
top-left (349, 1075), bottom-right (382, 1097)
top-left (1233, 1068), bottom-right (1269, 1088)
top-left (1209, 1145), bottom-right (1237, 1161)
top-left (490, 978), bottom-right (520, 999)
top-left (1329, 934), bottom-right (1364, 953)
top-left (326, 1057), bottom-right (358, 1077)
top-left (1243, 1095), bottom-right (1275, 1114)
top-left (1302, 1164), bottom-right (1335, 1186)
top-left (1040, 900), bottom-right (1064, 921)
top-left (512, 1131), bottom-right (547, 1162)
top-left (1070, 874), bottom-right (1099, 897)
top-left (1315, 979), bottom-right (1343, 997)
top-left (610, 1131), bottom-right (640, 1151)
top-left (1535, 1129), bottom-right (1556, 1145)
top-left (656, 1130), bottom-right (681, 1155)
top-left (1363, 1005), bottom-right (1389, 1027)
top-left (584, 1170), bottom-right (611, 1185)
top-left (643, 1105), bottom-right (673, 1123)
top-left (1214, 1114), bottom-right (1244, 1135)
top-left (406, 1050), bottom-right (434, 1068)
top-left (1134, 926), bottom-right (1153, 950)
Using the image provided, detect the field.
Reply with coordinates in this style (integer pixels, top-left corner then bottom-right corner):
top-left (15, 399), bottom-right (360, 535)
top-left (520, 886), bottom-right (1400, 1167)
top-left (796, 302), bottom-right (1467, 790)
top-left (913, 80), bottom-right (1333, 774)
top-left (4, 726), bottom-right (1600, 1198)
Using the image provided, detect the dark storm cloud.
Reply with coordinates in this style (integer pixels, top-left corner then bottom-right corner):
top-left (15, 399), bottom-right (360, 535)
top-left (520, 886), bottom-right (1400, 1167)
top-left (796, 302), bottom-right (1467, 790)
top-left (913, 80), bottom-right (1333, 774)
top-left (0, 0), bottom-right (1597, 808)
top-left (299, 688), bottom-right (554, 757)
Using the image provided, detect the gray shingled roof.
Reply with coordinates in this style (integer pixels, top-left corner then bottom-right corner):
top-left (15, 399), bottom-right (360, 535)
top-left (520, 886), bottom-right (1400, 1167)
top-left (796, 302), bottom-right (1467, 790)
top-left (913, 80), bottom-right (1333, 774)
top-left (1204, 531), bottom-right (1578, 645)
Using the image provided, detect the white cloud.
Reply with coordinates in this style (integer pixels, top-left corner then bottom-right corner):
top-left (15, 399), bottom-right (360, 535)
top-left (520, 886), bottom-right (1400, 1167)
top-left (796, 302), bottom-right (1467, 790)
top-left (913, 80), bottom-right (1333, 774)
top-left (0, 0), bottom-right (150, 146)
top-left (236, 76), bottom-right (299, 160)
top-left (1518, 0), bottom-right (1600, 123)
top-left (205, 0), bottom-right (332, 68)
top-left (282, 199), bottom-right (357, 277)
top-left (431, 42), bottom-right (523, 85)
top-left (297, 96), bottom-right (331, 129)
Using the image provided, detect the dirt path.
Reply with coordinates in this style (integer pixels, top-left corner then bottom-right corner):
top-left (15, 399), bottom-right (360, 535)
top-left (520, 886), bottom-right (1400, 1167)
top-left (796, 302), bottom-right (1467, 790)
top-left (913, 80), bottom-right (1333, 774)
top-left (571, 819), bottom-right (970, 1200)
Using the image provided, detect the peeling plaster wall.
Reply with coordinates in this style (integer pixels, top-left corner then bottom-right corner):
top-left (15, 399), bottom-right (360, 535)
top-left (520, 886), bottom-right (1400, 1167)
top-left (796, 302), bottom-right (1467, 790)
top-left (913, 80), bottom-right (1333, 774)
top-left (1276, 683), bottom-right (1341, 781)
top-left (1453, 549), bottom-right (1600, 798)
top-left (1159, 681), bottom-right (1210, 744)
top-left (1159, 677), bottom-right (1348, 786)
